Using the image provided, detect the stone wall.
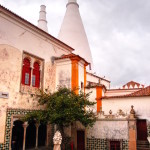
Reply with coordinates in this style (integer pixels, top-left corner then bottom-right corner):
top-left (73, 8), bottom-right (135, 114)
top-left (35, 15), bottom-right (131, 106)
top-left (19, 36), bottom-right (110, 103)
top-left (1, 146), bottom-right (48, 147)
top-left (0, 45), bottom-right (22, 143)
top-left (87, 120), bottom-right (128, 140)
top-left (86, 139), bottom-right (128, 150)
top-left (0, 44), bottom-right (58, 144)
top-left (86, 119), bottom-right (129, 150)
top-left (44, 62), bottom-right (56, 93)
top-left (0, 108), bottom-right (53, 150)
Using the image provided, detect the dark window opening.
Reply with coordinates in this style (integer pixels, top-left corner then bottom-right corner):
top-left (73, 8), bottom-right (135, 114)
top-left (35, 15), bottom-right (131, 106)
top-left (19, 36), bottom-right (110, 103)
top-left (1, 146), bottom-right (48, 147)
top-left (81, 82), bottom-right (84, 88)
top-left (110, 141), bottom-right (120, 150)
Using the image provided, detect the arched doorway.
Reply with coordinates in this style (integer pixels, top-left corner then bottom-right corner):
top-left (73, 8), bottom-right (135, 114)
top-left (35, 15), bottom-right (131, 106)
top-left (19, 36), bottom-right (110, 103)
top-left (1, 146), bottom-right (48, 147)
top-left (38, 124), bottom-right (47, 147)
top-left (11, 120), bottom-right (24, 150)
top-left (25, 121), bottom-right (36, 149)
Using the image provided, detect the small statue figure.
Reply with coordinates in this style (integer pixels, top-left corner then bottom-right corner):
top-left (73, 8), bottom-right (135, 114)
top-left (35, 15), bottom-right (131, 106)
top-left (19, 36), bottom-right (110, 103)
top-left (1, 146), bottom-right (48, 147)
top-left (109, 110), bottom-right (112, 115)
top-left (130, 105), bottom-right (135, 118)
top-left (130, 105), bottom-right (135, 114)
top-left (53, 130), bottom-right (62, 150)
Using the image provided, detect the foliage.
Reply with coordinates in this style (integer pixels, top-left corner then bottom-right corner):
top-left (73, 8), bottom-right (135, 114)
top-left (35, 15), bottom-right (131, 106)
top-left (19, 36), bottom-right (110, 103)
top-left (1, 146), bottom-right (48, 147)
top-left (23, 87), bottom-right (97, 128)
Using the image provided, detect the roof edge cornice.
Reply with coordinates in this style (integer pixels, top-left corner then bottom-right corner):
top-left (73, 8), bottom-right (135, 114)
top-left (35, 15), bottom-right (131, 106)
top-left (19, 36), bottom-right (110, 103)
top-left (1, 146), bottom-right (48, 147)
top-left (0, 5), bottom-right (74, 52)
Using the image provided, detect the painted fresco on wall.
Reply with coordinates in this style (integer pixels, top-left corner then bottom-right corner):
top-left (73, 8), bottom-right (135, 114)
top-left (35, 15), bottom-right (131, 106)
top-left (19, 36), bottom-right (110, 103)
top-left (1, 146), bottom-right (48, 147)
top-left (87, 121), bottom-right (128, 140)
top-left (58, 70), bottom-right (71, 88)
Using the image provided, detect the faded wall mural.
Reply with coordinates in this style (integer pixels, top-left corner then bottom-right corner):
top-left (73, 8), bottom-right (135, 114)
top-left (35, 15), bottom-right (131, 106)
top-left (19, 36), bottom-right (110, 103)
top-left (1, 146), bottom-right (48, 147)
top-left (87, 120), bottom-right (128, 140)
top-left (58, 70), bottom-right (71, 88)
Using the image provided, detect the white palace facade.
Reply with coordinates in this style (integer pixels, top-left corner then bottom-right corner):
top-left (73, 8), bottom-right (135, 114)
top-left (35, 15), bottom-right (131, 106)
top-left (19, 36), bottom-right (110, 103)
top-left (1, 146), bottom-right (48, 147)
top-left (0, 1), bottom-right (150, 150)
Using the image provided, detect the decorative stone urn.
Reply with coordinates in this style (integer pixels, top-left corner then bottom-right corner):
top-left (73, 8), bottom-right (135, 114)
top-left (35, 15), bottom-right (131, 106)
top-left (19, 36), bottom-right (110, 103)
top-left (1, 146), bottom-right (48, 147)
top-left (53, 130), bottom-right (62, 150)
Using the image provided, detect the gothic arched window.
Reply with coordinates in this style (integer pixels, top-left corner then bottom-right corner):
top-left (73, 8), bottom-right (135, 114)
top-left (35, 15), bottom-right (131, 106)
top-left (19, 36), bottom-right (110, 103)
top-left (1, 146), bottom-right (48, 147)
top-left (21, 58), bottom-right (31, 85)
top-left (32, 62), bottom-right (40, 88)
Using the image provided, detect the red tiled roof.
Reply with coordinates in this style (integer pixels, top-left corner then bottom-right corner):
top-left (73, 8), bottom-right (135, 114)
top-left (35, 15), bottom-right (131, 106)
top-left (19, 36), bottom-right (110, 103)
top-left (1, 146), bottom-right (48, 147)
top-left (122, 81), bottom-right (144, 89)
top-left (0, 4), bottom-right (74, 52)
top-left (102, 85), bottom-right (150, 99)
top-left (128, 85), bottom-right (150, 97)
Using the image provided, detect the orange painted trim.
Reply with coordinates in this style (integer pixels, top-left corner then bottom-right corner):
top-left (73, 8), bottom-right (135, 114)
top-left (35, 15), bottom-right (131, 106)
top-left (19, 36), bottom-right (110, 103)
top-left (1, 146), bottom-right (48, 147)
top-left (96, 86), bottom-right (102, 112)
top-left (71, 59), bottom-right (79, 94)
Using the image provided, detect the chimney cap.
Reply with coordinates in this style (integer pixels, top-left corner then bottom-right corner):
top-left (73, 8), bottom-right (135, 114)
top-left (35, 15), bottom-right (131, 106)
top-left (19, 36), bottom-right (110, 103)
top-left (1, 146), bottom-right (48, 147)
top-left (68, 0), bottom-right (77, 2)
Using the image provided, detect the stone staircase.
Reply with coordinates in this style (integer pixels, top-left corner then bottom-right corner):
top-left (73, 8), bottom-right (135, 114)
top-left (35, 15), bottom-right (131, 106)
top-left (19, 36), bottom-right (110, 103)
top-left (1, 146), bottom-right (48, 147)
top-left (137, 140), bottom-right (150, 150)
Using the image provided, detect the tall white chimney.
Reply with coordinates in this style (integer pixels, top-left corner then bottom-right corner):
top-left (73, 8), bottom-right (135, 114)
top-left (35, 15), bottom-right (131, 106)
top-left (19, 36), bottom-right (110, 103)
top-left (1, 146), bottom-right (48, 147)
top-left (38, 5), bottom-right (48, 32)
top-left (58, 0), bottom-right (93, 70)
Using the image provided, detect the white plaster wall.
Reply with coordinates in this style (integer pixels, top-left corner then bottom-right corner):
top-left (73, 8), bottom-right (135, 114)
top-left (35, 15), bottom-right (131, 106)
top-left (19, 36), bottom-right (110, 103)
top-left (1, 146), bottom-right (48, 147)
top-left (86, 73), bottom-right (110, 89)
top-left (105, 89), bottom-right (140, 97)
top-left (85, 88), bottom-right (97, 112)
top-left (102, 96), bottom-right (150, 122)
top-left (0, 13), bottom-right (70, 63)
top-left (78, 61), bottom-right (84, 90)
top-left (86, 73), bottom-right (99, 84)
top-left (87, 120), bottom-right (128, 140)
top-left (55, 59), bottom-right (71, 89)
top-left (100, 80), bottom-right (110, 89)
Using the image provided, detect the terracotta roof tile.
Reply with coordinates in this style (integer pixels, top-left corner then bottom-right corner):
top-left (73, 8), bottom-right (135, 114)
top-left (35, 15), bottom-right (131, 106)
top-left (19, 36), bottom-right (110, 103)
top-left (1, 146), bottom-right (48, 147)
top-left (103, 85), bottom-right (150, 99)
top-left (122, 81), bottom-right (144, 89)
top-left (128, 85), bottom-right (150, 97)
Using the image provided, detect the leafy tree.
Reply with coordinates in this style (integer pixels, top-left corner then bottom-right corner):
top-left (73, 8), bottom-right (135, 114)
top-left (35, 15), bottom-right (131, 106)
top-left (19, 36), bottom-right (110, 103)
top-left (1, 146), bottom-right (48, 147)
top-left (23, 87), bottom-right (96, 147)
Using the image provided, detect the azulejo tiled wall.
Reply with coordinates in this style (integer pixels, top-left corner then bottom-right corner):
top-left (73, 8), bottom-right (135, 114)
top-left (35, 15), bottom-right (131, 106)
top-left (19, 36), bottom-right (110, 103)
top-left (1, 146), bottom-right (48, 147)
top-left (0, 144), bottom-right (3, 150)
top-left (86, 138), bottom-right (128, 150)
top-left (122, 140), bottom-right (128, 150)
top-left (87, 138), bottom-right (108, 150)
top-left (0, 108), bottom-right (38, 150)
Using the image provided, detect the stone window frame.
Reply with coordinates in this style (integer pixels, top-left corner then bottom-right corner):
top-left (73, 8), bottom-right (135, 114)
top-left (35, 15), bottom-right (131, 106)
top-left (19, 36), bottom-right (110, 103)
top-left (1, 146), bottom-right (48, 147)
top-left (20, 51), bottom-right (44, 94)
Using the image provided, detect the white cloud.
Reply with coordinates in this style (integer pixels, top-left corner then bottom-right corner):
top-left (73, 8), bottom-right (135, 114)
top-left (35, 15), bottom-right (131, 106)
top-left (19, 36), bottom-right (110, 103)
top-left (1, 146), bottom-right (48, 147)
top-left (0, 0), bottom-right (150, 87)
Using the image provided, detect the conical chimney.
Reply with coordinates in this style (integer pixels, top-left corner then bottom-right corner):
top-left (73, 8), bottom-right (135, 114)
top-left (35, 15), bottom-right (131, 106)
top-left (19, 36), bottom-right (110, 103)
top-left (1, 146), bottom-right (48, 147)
top-left (38, 5), bottom-right (48, 32)
top-left (58, 0), bottom-right (93, 69)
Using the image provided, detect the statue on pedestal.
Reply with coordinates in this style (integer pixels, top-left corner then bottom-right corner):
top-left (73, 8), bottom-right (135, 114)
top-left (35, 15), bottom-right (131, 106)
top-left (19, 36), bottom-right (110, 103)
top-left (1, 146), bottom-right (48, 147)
top-left (53, 130), bottom-right (62, 150)
top-left (130, 105), bottom-right (136, 118)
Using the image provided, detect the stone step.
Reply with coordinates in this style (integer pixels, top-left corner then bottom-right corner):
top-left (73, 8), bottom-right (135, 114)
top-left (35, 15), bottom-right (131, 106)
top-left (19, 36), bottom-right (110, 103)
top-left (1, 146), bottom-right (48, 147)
top-left (137, 140), bottom-right (150, 150)
top-left (137, 140), bottom-right (149, 144)
top-left (137, 148), bottom-right (150, 150)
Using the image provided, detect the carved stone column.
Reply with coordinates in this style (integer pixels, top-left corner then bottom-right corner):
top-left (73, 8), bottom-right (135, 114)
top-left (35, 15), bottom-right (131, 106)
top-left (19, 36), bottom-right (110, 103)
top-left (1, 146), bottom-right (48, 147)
top-left (30, 61), bottom-right (33, 87)
top-left (128, 106), bottom-right (137, 150)
top-left (22, 122), bottom-right (28, 150)
top-left (35, 123), bottom-right (40, 149)
top-left (40, 64), bottom-right (42, 89)
top-left (128, 119), bottom-right (137, 150)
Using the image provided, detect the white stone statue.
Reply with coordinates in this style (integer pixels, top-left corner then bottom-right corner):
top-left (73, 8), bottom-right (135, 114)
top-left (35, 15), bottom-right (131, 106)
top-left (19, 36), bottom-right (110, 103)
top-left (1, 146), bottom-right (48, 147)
top-left (53, 130), bottom-right (62, 150)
